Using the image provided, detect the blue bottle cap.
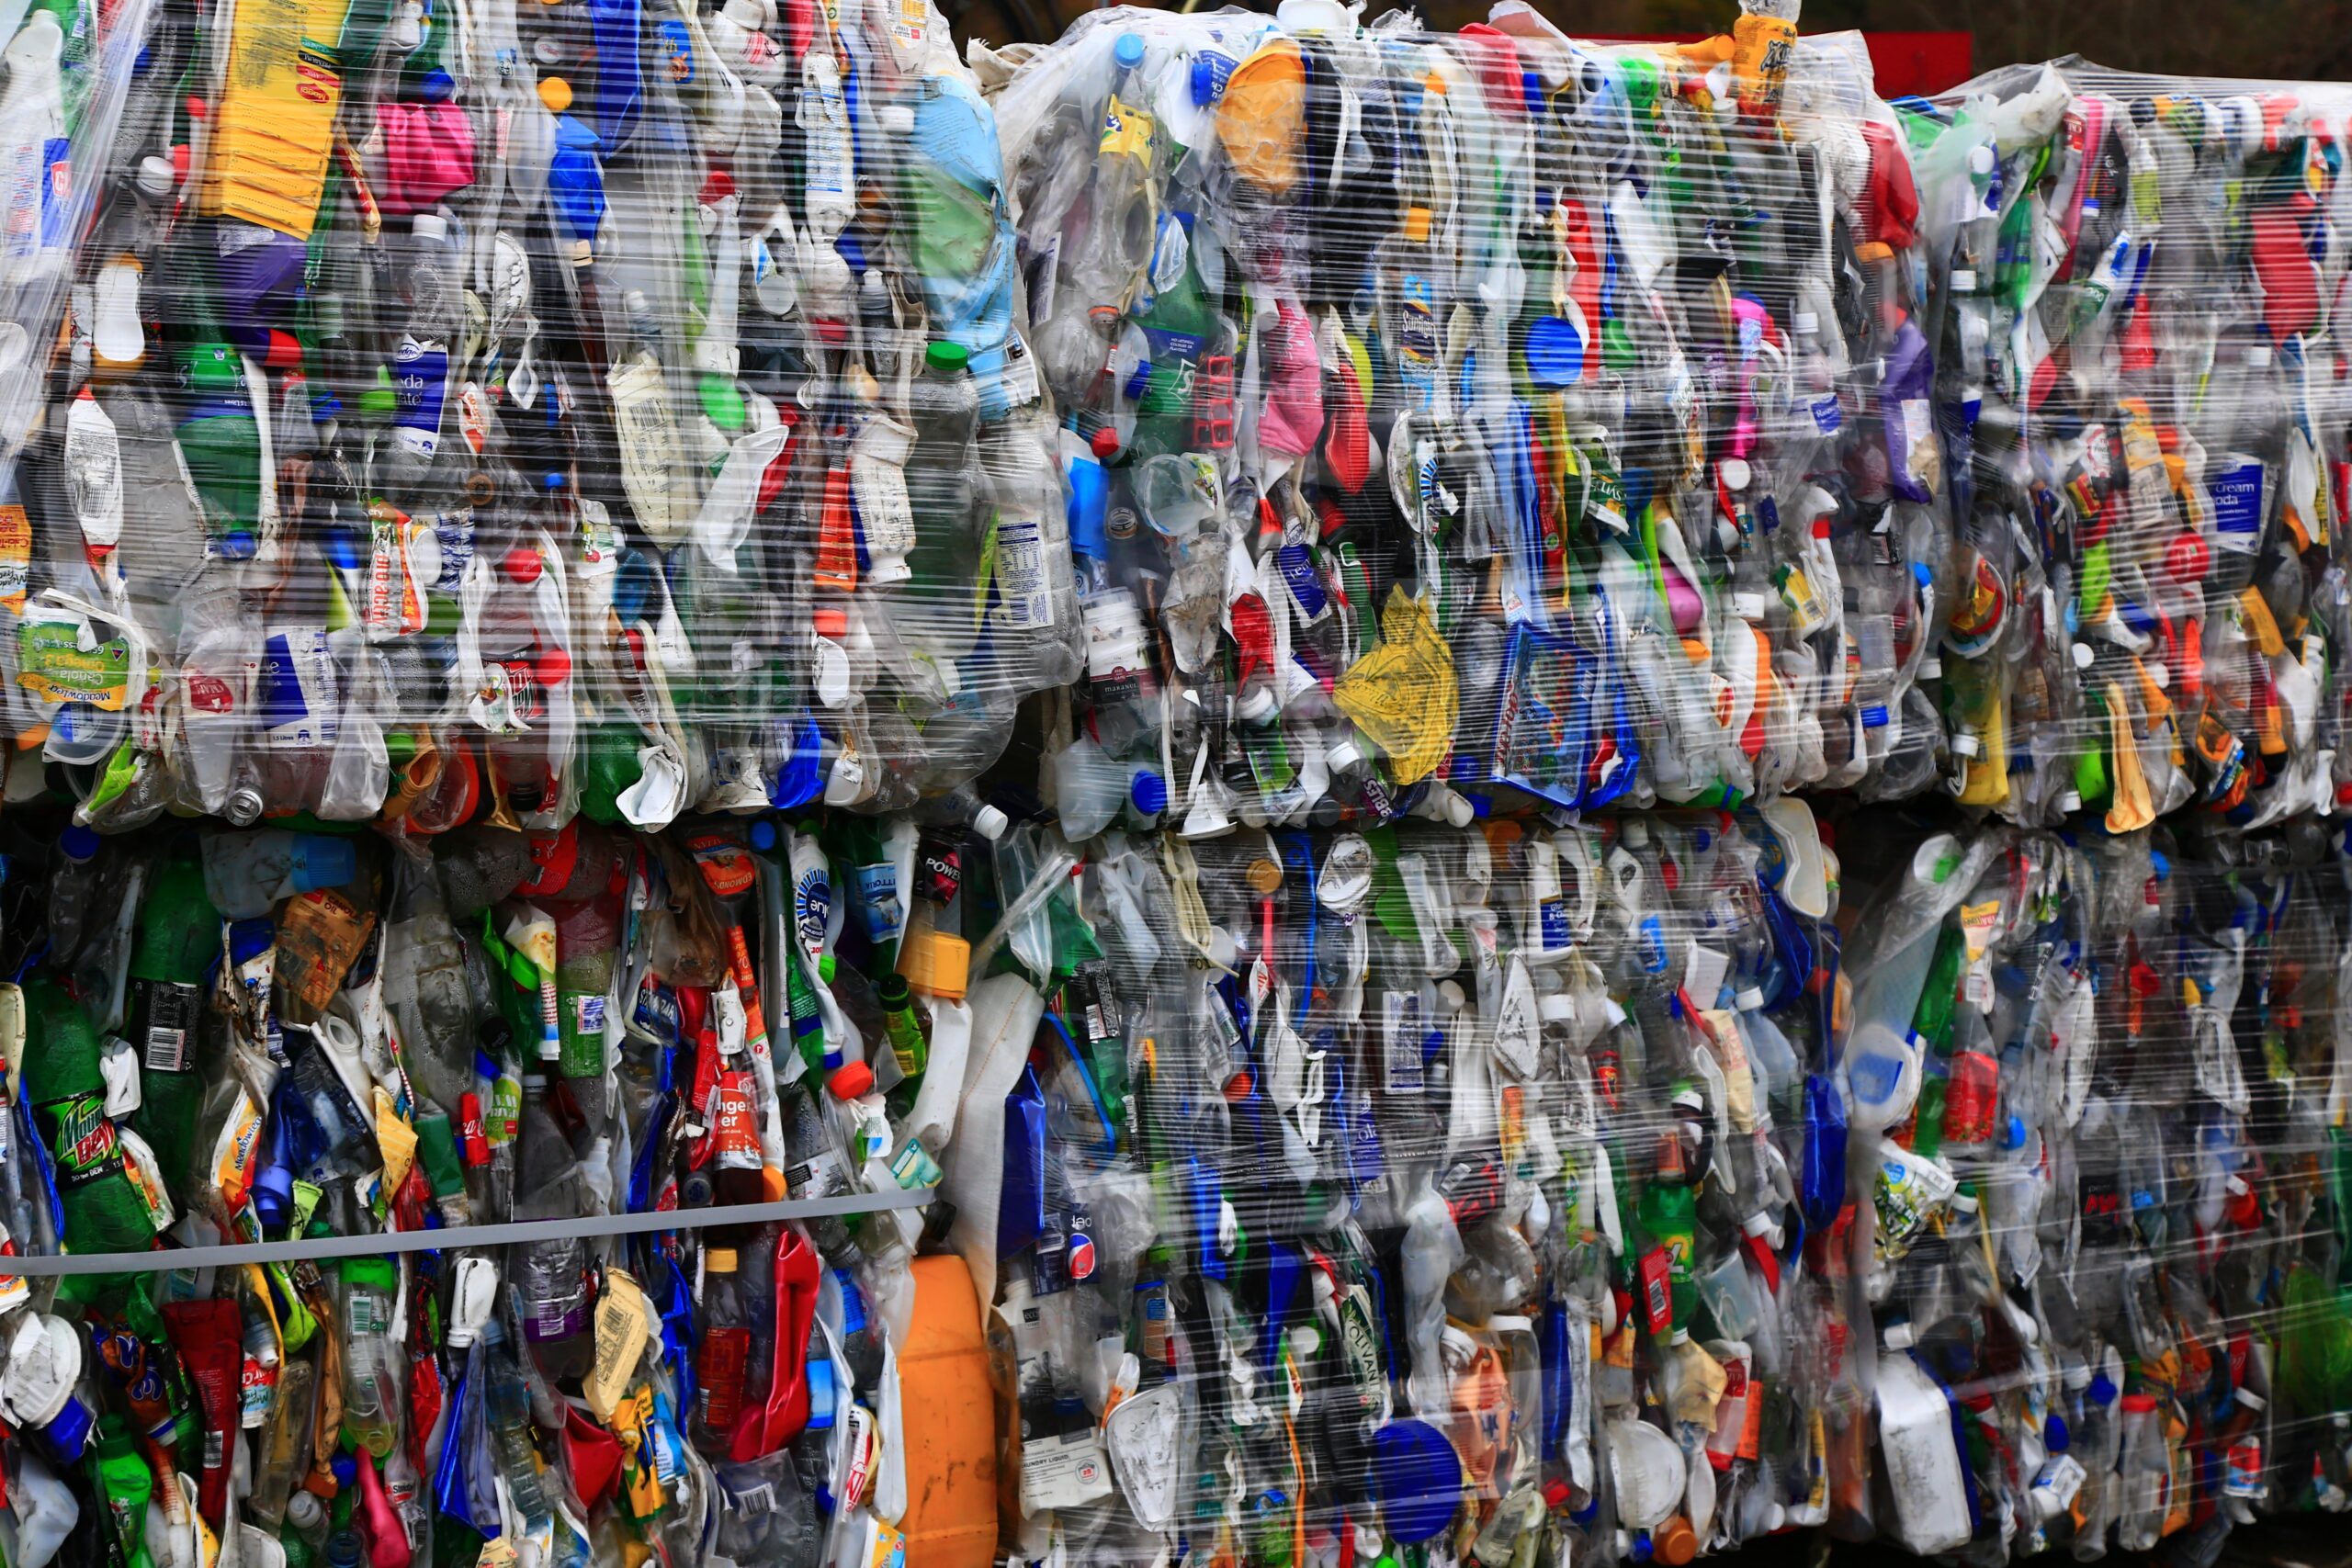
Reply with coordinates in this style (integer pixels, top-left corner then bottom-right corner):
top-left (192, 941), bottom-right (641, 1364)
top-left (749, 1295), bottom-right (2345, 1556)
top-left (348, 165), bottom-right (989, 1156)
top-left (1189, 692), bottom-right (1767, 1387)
top-left (1114, 32), bottom-right (1144, 70)
top-left (59, 825), bottom-right (99, 862)
top-left (2089, 1372), bottom-right (2118, 1406)
top-left (1371, 1417), bottom-right (1464, 1543)
top-left (330, 1450), bottom-right (358, 1488)
top-left (2150, 849), bottom-right (2170, 880)
top-left (1523, 315), bottom-right (1586, 388)
top-left (1130, 768), bottom-right (1168, 818)
top-left (544, 470), bottom-right (566, 492)
top-left (2045, 1413), bottom-right (2070, 1452)
top-left (749, 818), bottom-right (778, 852)
top-left (421, 67), bottom-right (456, 101)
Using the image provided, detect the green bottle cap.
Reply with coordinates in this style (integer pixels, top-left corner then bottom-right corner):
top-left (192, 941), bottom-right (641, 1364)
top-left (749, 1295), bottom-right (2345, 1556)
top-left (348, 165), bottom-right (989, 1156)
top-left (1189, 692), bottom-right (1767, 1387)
top-left (699, 375), bottom-right (747, 433)
top-left (924, 340), bottom-right (969, 375)
top-left (185, 341), bottom-right (243, 396)
top-left (356, 365), bottom-right (398, 423)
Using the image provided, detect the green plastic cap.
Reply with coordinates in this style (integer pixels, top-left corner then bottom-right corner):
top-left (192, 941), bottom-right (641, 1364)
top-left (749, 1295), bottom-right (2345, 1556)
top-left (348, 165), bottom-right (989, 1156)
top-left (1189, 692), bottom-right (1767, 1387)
top-left (924, 340), bottom-right (969, 375)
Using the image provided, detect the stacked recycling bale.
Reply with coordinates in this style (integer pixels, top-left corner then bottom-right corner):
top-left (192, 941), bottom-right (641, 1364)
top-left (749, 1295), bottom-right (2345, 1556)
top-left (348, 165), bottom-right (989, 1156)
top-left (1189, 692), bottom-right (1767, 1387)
top-left (0, 0), bottom-right (2346, 1562)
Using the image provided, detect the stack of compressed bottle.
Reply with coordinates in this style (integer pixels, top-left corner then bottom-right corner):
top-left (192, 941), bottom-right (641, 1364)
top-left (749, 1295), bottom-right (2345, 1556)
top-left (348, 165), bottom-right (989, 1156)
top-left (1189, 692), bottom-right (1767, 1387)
top-left (0, 0), bottom-right (2343, 1561)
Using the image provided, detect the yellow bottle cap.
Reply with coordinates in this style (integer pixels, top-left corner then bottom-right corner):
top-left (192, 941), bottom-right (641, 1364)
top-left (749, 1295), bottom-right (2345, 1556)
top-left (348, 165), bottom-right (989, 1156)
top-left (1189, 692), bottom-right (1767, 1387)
top-left (707, 1248), bottom-right (738, 1272)
top-left (1402, 205), bottom-right (1431, 245)
top-left (538, 75), bottom-right (573, 113)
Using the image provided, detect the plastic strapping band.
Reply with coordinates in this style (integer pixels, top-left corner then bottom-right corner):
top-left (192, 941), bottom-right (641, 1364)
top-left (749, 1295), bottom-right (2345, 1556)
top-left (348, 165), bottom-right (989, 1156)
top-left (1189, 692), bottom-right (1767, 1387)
top-left (0, 1190), bottom-right (931, 1276)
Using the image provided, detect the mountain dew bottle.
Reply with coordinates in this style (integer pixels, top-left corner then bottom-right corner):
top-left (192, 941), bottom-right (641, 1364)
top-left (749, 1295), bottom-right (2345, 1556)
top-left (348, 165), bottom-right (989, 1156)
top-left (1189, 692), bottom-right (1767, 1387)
top-left (21, 976), bottom-right (158, 1252)
top-left (128, 853), bottom-right (220, 1188)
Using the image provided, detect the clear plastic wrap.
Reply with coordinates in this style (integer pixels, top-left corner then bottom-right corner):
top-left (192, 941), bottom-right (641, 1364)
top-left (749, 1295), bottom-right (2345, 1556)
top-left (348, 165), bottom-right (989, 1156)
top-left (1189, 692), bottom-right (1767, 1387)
top-left (992, 3), bottom-right (1950, 836)
top-left (1908, 64), bottom-right (2350, 832)
top-left (9, 0), bottom-right (2352, 1565)
top-left (4, 0), bottom-right (1081, 836)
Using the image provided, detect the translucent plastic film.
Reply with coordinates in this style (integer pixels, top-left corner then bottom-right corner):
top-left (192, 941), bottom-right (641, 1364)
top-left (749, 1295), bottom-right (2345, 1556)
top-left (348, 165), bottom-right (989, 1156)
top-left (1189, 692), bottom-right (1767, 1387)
top-left (1906, 64), bottom-right (2350, 833)
top-left (8, 0), bottom-right (1082, 837)
top-left (991, 6), bottom-right (1951, 833)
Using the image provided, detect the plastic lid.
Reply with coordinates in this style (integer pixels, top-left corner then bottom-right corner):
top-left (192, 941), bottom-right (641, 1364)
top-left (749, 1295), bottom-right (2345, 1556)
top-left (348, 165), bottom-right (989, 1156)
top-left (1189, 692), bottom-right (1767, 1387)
top-left (2044, 1414), bottom-right (2070, 1452)
top-left (925, 340), bottom-right (969, 374)
top-left (829, 1061), bottom-right (876, 1100)
top-left (136, 154), bottom-right (175, 197)
top-left (1719, 457), bottom-right (1752, 492)
top-left (413, 211), bottom-right (448, 242)
top-left (1114, 32), bottom-right (1145, 69)
top-left (707, 1247), bottom-right (739, 1272)
top-left (420, 66), bottom-right (455, 101)
top-left (1538, 993), bottom-right (1577, 1024)
top-left (1130, 769), bottom-right (1169, 818)
top-left (2120, 1393), bottom-right (2158, 1414)
top-left (537, 73), bottom-right (572, 111)
top-left (1653, 1517), bottom-right (1696, 1567)
top-left (1735, 986), bottom-right (1765, 1010)
top-left (1370, 1419), bottom-right (1464, 1543)
top-left (1090, 425), bottom-right (1121, 459)
top-left (2088, 1373), bottom-right (2118, 1404)
top-left (1792, 310), bottom-right (1819, 334)
top-left (748, 818), bottom-right (778, 852)
top-left (59, 825), bottom-right (99, 863)
top-left (972, 804), bottom-right (1010, 841)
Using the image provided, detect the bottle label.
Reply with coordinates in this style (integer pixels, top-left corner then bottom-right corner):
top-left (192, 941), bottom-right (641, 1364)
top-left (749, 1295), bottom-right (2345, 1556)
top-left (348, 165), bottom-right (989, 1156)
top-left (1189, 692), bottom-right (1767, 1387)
top-left (17, 618), bottom-right (132, 710)
top-left (392, 336), bottom-right (450, 458)
top-left (136, 980), bottom-right (202, 1074)
top-left (259, 627), bottom-right (340, 748)
top-left (991, 509), bottom-right (1050, 630)
top-left (34, 1092), bottom-right (125, 1189)
top-left (696, 1325), bottom-right (751, 1434)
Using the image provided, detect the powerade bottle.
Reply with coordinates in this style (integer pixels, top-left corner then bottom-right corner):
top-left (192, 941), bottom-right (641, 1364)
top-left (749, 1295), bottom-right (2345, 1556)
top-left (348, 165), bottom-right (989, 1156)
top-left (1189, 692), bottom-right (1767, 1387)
top-left (127, 852), bottom-right (220, 1188)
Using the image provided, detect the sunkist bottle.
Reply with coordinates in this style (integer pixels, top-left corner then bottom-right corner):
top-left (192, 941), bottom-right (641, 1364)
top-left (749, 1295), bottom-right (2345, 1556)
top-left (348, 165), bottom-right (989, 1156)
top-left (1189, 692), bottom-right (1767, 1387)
top-left (693, 1247), bottom-right (752, 1455)
top-left (127, 852), bottom-right (221, 1188)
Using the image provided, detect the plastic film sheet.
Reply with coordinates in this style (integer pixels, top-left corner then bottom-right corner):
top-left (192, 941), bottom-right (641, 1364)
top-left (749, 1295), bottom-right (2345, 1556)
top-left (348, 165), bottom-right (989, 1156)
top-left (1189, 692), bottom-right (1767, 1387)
top-left (0, 0), bottom-right (2342, 1564)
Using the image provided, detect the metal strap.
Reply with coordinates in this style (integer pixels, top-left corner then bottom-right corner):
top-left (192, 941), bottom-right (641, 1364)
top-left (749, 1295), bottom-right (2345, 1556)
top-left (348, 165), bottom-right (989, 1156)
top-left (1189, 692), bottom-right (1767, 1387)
top-left (5, 1190), bottom-right (930, 1276)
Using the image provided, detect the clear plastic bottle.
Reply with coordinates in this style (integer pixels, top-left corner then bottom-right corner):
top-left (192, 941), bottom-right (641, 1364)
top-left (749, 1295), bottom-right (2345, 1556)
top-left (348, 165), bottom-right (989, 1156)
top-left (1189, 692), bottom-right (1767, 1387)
top-left (900, 341), bottom-right (982, 664)
top-left (336, 1258), bottom-right (401, 1459)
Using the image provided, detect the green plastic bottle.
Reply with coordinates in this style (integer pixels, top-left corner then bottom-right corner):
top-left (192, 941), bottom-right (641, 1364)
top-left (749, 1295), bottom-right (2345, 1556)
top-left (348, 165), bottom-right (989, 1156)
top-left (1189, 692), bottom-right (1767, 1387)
top-left (21, 976), bottom-right (159, 1252)
top-left (92, 1416), bottom-right (154, 1568)
top-left (128, 852), bottom-right (220, 1189)
top-left (1634, 1175), bottom-right (1697, 1335)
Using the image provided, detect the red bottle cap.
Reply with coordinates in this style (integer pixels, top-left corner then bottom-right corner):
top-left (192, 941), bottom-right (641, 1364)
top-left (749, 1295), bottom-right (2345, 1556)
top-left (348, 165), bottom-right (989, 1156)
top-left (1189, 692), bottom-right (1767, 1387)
top-left (828, 1062), bottom-right (875, 1100)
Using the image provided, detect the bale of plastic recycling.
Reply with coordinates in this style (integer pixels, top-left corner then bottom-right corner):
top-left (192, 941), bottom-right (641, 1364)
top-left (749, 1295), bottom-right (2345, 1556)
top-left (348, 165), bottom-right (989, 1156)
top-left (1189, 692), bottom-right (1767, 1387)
top-left (5, 0), bottom-right (2352, 1560)
top-left (1906, 65), bottom-right (2349, 833)
top-left (991, 0), bottom-right (1950, 836)
top-left (8, 0), bottom-right (1081, 837)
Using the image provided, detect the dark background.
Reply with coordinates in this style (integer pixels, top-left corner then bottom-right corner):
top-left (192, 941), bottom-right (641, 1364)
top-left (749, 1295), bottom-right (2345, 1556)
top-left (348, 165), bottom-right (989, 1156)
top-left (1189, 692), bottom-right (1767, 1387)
top-left (943, 0), bottom-right (2352, 97)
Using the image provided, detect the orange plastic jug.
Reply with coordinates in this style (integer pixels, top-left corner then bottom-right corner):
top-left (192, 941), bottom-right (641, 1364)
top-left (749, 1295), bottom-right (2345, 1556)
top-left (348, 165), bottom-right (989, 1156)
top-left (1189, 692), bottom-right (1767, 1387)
top-left (897, 1255), bottom-right (997, 1568)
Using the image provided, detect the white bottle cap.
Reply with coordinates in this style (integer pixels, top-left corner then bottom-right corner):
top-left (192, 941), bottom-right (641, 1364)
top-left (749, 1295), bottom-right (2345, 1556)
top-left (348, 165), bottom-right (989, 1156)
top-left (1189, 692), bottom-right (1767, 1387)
top-left (1719, 457), bottom-right (1752, 492)
top-left (1950, 269), bottom-right (1977, 291)
top-left (1487, 1314), bottom-right (1532, 1334)
top-left (1736, 987), bottom-right (1765, 1011)
top-left (2071, 641), bottom-right (2095, 670)
top-left (137, 154), bottom-right (175, 198)
top-left (1621, 818), bottom-right (1648, 848)
top-left (413, 211), bottom-right (449, 242)
top-left (2245, 343), bottom-right (2272, 367)
top-left (1882, 1321), bottom-right (1916, 1350)
top-left (878, 104), bottom-right (916, 134)
top-left (2057, 791), bottom-right (2082, 814)
top-left (1968, 143), bottom-right (1996, 175)
top-left (1326, 737), bottom-right (1363, 773)
top-left (1436, 979), bottom-right (1466, 1013)
top-left (1952, 733), bottom-right (1981, 759)
top-left (1237, 685), bottom-right (1278, 725)
top-left (1538, 993), bottom-right (1577, 1025)
top-left (972, 804), bottom-right (1010, 841)
top-left (1443, 791), bottom-right (1475, 828)
top-left (1920, 656), bottom-right (1942, 680)
top-left (1741, 1210), bottom-right (1774, 1239)
top-left (1792, 310), bottom-right (1819, 335)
